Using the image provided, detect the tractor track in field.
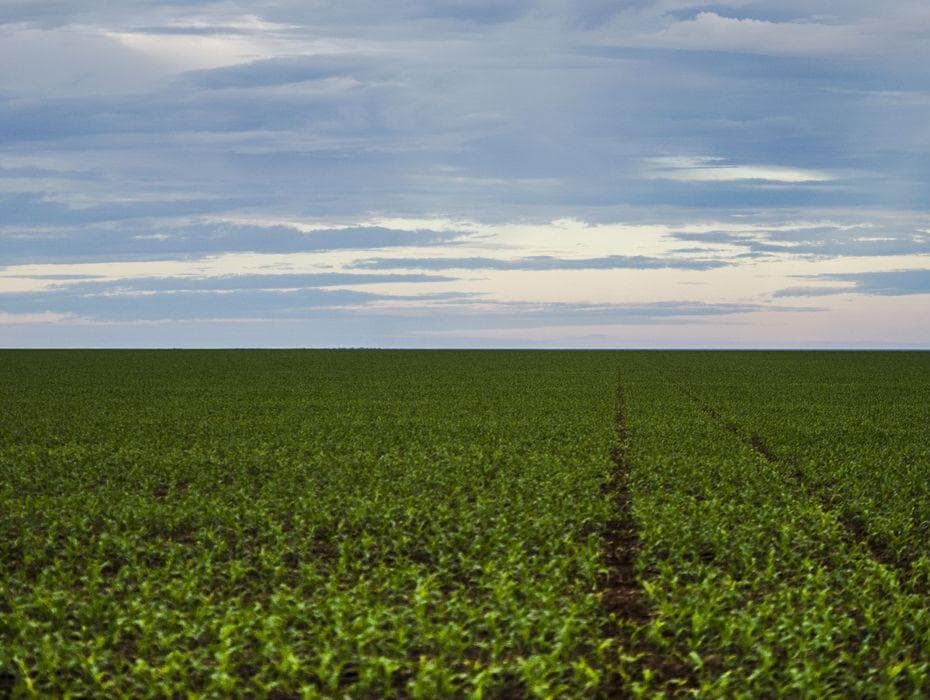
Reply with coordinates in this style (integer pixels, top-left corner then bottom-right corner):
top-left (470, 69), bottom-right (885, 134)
top-left (601, 380), bottom-right (649, 628)
top-left (681, 387), bottom-right (910, 576)
top-left (600, 375), bottom-right (689, 695)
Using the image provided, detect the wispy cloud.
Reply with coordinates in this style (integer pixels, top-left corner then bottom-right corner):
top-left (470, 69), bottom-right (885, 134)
top-left (8, 272), bottom-right (456, 293)
top-left (0, 284), bottom-right (793, 325)
top-left (351, 254), bottom-right (728, 271)
top-left (0, 285), bottom-right (375, 322)
top-left (775, 268), bottom-right (930, 297)
top-left (645, 157), bottom-right (834, 184)
top-left (177, 54), bottom-right (377, 90)
top-left (0, 222), bottom-right (470, 265)
top-left (671, 222), bottom-right (930, 258)
top-left (621, 12), bottom-right (871, 58)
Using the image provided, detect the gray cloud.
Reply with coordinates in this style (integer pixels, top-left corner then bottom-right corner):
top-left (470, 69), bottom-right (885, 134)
top-left (619, 11), bottom-right (870, 58)
top-left (0, 193), bottom-right (238, 227)
top-left (775, 268), bottom-right (930, 297)
top-left (0, 271), bottom-right (461, 322)
top-left (0, 223), bottom-right (468, 265)
top-left (6, 272), bottom-right (455, 293)
top-left (3, 1), bottom-right (928, 221)
top-left (178, 55), bottom-right (378, 90)
top-left (88, 272), bottom-right (453, 291)
top-left (0, 285), bottom-right (376, 322)
top-left (672, 227), bottom-right (930, 258)
top-left (0, 283), bottom-right (785, 324)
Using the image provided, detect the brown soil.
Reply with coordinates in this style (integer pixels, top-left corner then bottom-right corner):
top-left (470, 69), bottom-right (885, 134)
top-left (599, 378), bottom-right (692, 696)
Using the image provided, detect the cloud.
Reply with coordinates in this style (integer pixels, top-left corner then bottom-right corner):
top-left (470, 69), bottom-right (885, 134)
top-left (0, 282), bottom-right (787, 324)
top-left (671, 224), bottom-right (930, 258)
top-left (775, 268), bottom-right (930, 297)
top-left (401, 0), bottom-right (534, 24)
top-left (0, 285), bottom-right (374, 322)
top-left (0, 222), bottom-right (469, 264)
top-left (178, 54), bottom-right (377, 90)
top-left (623, 12), bottom-right (871, 58)
top-left (474, 299), bottom-right (790, 322)
top-left (0, 193), bottom-right (237, 227)
top-left (10, 272), bottom-right (456, 293)
top-left (351, 254), bottom-right (728, 271)
top-left (646, 157), bottom-right (834, 184)
top-left (0, 27), bottom-right (172, 96)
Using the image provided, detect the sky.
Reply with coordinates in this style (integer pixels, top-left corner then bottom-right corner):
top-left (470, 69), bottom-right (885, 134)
top-left (1, 0), bottom-right (928, 348)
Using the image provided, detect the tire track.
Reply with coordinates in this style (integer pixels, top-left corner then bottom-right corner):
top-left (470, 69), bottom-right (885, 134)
top-left (680, 386), bottom-right (908, 575)
top-left (600, 375), bottom-right (688, 695)
top-left (601, 379), bottom-right (649, 629)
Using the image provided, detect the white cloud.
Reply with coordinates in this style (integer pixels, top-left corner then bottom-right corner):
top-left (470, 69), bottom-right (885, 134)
top-left (645, 156), bottom-right (834, 183)
top-left (102, 15), bottom-right (368, 74)
top-left (102, 30), bottom-right (280, 72)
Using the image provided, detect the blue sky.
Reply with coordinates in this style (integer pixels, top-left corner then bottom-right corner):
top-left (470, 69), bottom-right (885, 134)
top-left (1, 0), bottom-right (928, 347)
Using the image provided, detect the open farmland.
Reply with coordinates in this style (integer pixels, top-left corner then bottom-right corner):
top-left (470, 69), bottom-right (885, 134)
top-left (2, 350), bottom-right (930, 696)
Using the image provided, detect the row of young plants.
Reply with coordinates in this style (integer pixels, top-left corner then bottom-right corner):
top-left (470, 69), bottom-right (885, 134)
top-left (1, 350), bottom-right (623, 697)
top-left (618, 352), bottom-right (930, 695)
top-left (653, 352), bottom-right (930, 580)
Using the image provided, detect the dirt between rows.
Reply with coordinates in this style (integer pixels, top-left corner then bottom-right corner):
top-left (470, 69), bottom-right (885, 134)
top-left (599, 378), bottom-right (692, 695)
top-left (601, 383), bottom-right (649, 626)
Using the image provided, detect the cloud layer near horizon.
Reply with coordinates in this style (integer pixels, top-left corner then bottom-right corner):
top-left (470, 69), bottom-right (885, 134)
top-left (1, 1), bottom-right (929, 347)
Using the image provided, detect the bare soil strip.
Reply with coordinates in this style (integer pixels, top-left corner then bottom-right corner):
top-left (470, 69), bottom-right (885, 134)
top-left (601, 380), bottom-right (649, 628)
top-left (600, 376), bottom-right (689, 695)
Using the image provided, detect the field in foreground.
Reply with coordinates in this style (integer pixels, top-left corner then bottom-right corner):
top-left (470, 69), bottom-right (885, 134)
top-left (2, 350), bottom-right (929, 697)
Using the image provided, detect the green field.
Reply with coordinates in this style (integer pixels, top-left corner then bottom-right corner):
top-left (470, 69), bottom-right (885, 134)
top-left (2, 350), bottom-right (930, 697)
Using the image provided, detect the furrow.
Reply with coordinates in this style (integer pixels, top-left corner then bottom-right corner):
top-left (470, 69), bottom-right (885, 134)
top-left (601, 378), bottom-right (648, 628)
top-left (600, 374), bottom-right (683, 696)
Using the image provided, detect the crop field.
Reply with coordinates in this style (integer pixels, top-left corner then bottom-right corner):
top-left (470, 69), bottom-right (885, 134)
top-left (2, 350), bottom-right (929, 697)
